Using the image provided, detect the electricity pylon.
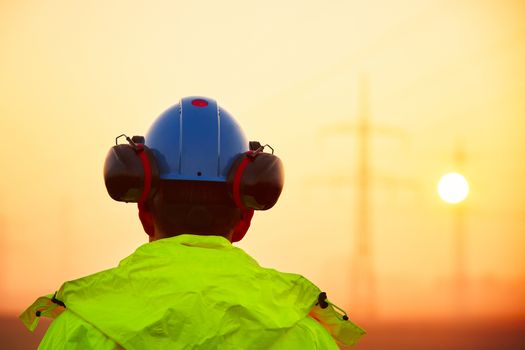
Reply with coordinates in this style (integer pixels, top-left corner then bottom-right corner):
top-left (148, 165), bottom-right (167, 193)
top-left (453, 142), bottom-right (468, 318)
top-left (319, 76), bottom-right (410, 318)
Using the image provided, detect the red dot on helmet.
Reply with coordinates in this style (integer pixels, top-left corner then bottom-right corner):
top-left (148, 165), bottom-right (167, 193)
top-left (191, 99), bottom-right (208, 107)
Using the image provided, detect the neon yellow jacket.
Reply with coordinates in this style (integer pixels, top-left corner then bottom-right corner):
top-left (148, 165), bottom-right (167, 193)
top-left (21, 234), bottom-right (364, 349)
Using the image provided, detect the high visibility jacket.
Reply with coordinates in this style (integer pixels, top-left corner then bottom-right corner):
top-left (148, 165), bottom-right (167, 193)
top-left (21, 234), bottom-right (364, 349)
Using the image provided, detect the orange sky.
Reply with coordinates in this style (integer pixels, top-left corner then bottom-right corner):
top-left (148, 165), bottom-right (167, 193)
top-left (1, 0), bottom-right (524, 321)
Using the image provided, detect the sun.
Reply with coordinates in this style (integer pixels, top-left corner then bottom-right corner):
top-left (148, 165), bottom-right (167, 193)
top-left (438, 172), bottom-right (469, 204)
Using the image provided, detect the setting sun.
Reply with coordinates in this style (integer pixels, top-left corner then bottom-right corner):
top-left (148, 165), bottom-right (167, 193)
top-left (438, 172), bottom-right (470, 204)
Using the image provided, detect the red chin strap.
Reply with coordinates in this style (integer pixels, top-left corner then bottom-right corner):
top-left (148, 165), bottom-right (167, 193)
top-left (231, 152), bottom-right (255, 242)
top-left (231, 208), bottom-right (254, 242)
top-left (136, 144), bottom-right (155, 237)
top-left (138, 202), bottom-right (155, 237)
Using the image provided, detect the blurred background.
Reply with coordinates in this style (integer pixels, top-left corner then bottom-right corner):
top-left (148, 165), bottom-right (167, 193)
top-left (1, 0), bottom-right (524, 348)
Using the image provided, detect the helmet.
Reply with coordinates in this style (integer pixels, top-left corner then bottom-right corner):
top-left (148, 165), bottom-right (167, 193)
top-left (103, 96), bottom-right (284, 241)
top-left (145, 96), bottom-right (248, 181)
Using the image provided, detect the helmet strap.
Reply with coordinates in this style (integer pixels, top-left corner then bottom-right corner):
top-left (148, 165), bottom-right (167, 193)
top-left (135, 143), bottom-right (155, 236)
top-left (231, 208), bottom-right (254, 242)
top-left (138, 202), bottom-right (155, 237)
top-left (231, 151), bottom-right (256, 242)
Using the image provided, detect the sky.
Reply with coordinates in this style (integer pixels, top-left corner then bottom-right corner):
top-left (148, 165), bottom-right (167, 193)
top-left (1, 0), bottom-right (524, 322)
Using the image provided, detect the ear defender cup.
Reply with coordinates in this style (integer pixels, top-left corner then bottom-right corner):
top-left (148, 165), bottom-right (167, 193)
top-left (104, 139), bottom-right (160, 237)
top-left (228, 150), bottom-right (284, 242)
top-left (103, 142), bottom-right (160, 203)
top-left (228, 151), bottom-right (284, 210)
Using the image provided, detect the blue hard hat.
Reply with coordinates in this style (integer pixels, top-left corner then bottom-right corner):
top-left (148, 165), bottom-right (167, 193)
top-left (145, 96), bottom-right (248, 182)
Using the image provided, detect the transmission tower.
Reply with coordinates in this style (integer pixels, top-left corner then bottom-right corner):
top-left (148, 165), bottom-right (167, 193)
top-left (319, 76), bottom-right (410, 318)
top-left (351, 77), bottom-right (376, 317)
top-left (452, 142), bottom-right (468, 318)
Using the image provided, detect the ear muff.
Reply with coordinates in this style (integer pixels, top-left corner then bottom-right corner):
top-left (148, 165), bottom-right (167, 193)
top-left (104, 135), bottom-right (159, 237)
top-left (103, 136), bottom-right (159, 203)
top-left (228, 151), bottom-right (284, 211)
top-left (228, 148), bottom-right (284, 242)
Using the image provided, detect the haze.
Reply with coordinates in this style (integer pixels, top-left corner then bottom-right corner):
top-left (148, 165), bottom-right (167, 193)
top-left (1, 0), bottom-right (524, 325)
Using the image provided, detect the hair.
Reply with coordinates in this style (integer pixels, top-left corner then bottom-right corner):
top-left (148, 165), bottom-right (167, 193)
top-left (148, 180), bottom-right (243, 237)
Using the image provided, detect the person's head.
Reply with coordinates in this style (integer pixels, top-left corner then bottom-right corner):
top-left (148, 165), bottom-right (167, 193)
top-left (143, 180), bottom-right (242, 241)
top-left (104, 96), bottom-right (284, 242)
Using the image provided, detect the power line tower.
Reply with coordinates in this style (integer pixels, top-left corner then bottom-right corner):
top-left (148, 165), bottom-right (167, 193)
top-left (453, 142), bottom-right (468, 318)
top-left (438, 142), bottom-right (470, 318)
top-left (319, 76), bottom-right (410, 318)
top-left (351, 77), bottom-right (376, 317)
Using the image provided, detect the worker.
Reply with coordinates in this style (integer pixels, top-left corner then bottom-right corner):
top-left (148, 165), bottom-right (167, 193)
top-left (20, 96), bottom-right (365, 349)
